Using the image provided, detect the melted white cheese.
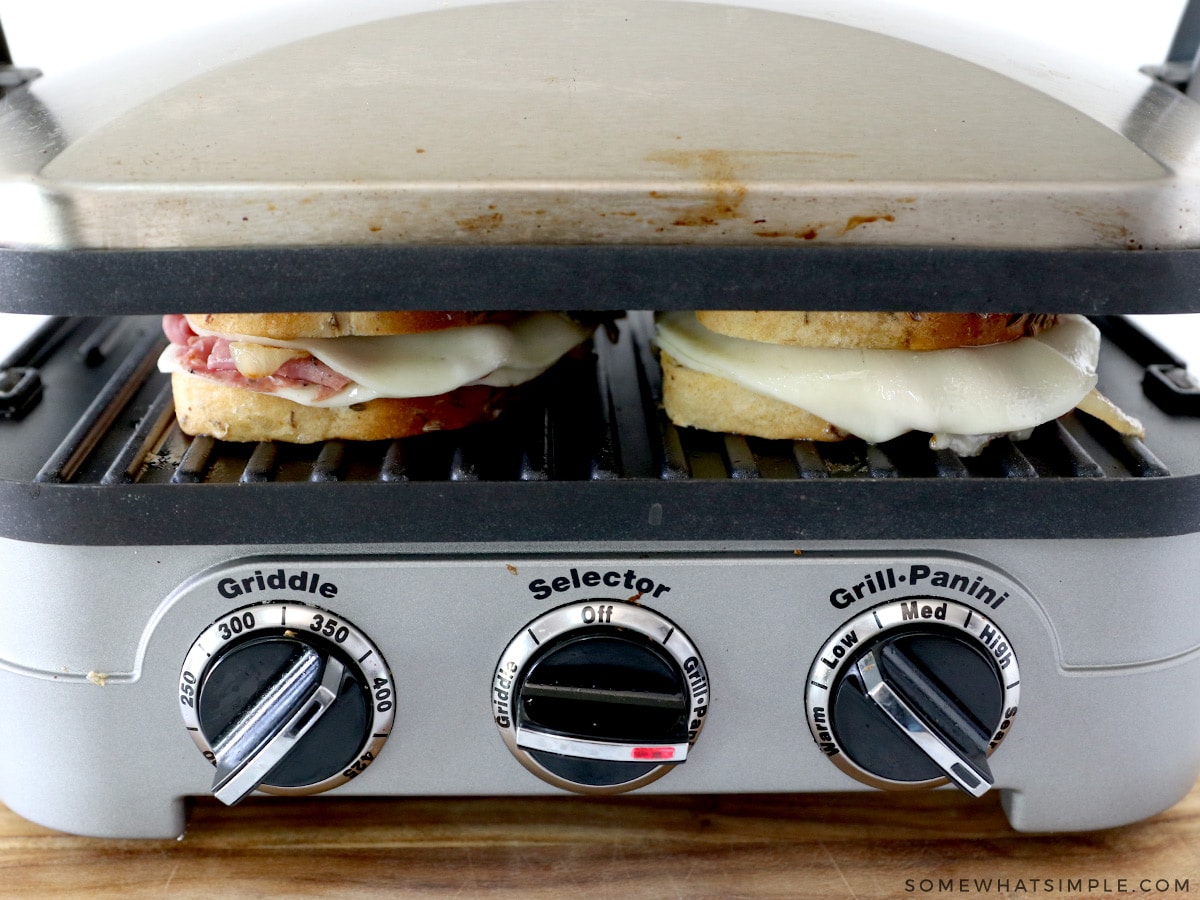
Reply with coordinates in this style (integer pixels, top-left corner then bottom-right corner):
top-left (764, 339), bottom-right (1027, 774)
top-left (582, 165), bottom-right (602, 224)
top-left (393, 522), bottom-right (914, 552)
top-left (654, 312), bottom-right (1101, 445)
top-left (160, 312), bottom-right (594, 407)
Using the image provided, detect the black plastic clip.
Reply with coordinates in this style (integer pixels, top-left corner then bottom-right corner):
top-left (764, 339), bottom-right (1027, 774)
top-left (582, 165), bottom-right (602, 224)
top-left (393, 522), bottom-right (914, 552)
top-left (1143, 363), bottom-right (1200, 416)
top-left (0, 366), bottom-right (43, 420)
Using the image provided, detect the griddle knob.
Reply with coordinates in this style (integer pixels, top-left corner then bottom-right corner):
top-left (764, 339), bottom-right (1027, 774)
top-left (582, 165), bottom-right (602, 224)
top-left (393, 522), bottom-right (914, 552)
top-left (492, 601), bottom-right (709, 793)
top-left (179, 602), bottom-right (395, 804)
top-left (806, 600), bottom-right (1020, 797)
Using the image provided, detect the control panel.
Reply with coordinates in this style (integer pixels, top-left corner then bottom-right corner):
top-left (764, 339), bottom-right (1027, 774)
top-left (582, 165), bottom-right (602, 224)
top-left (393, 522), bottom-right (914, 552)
top-left (176, 565), bottom-right (1024, 807)
top-left (55, 548), bottom-right (1182, 838)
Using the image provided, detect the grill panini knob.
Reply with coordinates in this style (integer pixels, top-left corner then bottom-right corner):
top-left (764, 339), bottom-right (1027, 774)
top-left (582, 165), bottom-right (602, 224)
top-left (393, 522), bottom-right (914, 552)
top-left (492, 601), bottom-right (709, 793)
top-left (806, 599), bottom-right (1020, 797)
top-left (179, 603), bottom-right (394, 804)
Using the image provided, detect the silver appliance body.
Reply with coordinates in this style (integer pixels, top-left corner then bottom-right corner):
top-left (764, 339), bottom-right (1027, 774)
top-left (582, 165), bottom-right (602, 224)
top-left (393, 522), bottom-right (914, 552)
top-left (3, 536), bottom-right (1200, 838)
top-left (3, 0), bottom-right (1200, 838)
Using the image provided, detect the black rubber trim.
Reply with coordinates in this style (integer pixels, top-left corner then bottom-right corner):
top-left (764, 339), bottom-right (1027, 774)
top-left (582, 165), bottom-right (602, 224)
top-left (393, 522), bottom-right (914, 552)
top-left (4, 245), bottom-right (1200, 315)
top-left (2, 476), bottom-right (1199, 546)
top-left (1145, 363), bottom-right (1200, 415)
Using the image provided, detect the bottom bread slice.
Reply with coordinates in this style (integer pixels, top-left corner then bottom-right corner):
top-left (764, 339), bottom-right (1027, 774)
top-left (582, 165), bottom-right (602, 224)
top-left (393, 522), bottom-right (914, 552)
top-left (660, 353), bottom-right (848, 441)
top-left (171, 371), bottom-right (510, 443)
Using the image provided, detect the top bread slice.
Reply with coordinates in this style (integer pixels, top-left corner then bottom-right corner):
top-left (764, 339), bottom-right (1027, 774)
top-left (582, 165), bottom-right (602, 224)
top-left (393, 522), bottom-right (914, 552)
top-left (185, 310), bottom-right (518, 341)
top-left (694, 311), bottom-right (1056, 350)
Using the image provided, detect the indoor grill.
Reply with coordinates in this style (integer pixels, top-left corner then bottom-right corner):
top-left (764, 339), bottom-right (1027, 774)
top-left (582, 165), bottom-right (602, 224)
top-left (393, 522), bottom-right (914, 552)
top-left (3, 0), bottom-right (1200, 838)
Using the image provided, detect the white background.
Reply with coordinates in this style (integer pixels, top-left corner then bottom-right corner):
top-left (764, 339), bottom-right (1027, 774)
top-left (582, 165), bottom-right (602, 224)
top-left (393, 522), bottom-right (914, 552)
top-left (1, 0), bottom-right (1199, 365)
top-left (2, 0), bottom-right (1189, 76)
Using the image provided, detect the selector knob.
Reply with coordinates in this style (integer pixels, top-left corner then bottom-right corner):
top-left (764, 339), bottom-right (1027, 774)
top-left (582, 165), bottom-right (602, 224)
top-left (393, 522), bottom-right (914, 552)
top-left (493, 601), bottom-right (710, 793)
top-left (179, 602), bottom-right (395, 804)
top-left (806, 599), bottom-right (1019, 796)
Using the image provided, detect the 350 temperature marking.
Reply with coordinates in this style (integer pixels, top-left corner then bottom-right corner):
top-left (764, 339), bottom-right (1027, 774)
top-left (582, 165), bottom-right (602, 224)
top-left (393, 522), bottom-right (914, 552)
top-left (310, 613), bottom-right (350, 644)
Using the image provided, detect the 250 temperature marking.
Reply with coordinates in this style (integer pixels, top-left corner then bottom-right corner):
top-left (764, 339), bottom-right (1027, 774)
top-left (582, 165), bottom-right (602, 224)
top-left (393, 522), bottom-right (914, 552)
top-left (180, 669), bottom-right (198, 708)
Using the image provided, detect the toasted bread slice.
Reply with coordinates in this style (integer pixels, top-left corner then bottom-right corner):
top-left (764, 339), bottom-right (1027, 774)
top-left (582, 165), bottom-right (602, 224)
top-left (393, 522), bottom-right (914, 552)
top-left (660, 352), bottom-right (848, 441)
top-left (185, 310), bottom-right (518, 341)
top-left (694, 311), bottom-right (1056, 350)
top-left (171, 371), bottom-right (509, 443)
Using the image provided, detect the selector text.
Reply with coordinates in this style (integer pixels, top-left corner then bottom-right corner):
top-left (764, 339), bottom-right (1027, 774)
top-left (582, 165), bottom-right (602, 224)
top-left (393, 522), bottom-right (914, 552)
top-left (528, 568), bottom-right (672, 601)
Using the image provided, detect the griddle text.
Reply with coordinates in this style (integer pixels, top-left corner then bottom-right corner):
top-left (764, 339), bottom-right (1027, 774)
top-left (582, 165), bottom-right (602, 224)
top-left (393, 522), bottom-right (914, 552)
top-left (217, 568), bottom-right (339, 600)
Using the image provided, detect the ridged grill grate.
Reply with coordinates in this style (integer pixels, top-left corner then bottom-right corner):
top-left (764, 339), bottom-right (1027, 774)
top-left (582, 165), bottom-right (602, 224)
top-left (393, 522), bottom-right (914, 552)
top-left (21, 313), bottom-right (1169, 488)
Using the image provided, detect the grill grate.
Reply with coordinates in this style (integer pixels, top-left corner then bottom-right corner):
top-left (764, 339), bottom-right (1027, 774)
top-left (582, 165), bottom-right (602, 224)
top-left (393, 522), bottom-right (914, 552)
top-left (4, 312), bottom-right (1194, 547)
top-left (26, 313), bottom-right (1172, 488)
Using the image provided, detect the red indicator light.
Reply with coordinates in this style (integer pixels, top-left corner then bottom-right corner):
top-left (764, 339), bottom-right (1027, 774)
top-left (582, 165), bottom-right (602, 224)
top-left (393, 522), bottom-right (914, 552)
top-left (631, 746), bottom-right (676, 761)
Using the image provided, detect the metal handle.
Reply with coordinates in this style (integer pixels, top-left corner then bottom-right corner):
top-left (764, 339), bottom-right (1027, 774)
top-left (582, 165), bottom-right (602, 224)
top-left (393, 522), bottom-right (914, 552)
top-left (211, 647), bottom-right (345, 805)
top-left (515, 726), bottom-right (688, 763)
top-left (855, 649), bottom-right (994, 797)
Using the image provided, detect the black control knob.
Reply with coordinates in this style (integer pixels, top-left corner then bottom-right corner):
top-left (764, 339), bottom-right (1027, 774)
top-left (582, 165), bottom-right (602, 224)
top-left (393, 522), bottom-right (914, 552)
top-left (493, 601), bottom-right (709, 793)
top-left (806, 599), bottom-right (1019, 796)
top-left (180, 603), bottom-right (394, 804)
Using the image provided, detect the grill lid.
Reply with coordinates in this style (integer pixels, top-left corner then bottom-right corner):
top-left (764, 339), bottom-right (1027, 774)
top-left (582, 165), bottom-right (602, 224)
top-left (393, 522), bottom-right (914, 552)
top-left (2, 0), bottom-right (1200, 313)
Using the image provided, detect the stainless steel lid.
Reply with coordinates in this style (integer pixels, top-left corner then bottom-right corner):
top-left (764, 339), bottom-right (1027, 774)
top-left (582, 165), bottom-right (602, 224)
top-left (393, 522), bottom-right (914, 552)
top-left (3, 0), bottom-right (1200, 315)
top-left (3, 0), bottom-right (1200, 252)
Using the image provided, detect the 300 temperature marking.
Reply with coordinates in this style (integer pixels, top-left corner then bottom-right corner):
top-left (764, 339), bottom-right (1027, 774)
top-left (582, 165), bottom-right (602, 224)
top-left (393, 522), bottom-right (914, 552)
top-left (216, 611), bottom-right (256, 641)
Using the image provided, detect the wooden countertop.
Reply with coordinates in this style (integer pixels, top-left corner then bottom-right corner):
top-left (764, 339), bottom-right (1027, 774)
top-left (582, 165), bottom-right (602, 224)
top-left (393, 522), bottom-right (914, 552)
top-left (4, 782), bottom-right (1200, 899)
